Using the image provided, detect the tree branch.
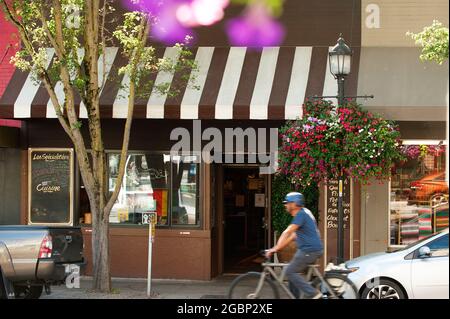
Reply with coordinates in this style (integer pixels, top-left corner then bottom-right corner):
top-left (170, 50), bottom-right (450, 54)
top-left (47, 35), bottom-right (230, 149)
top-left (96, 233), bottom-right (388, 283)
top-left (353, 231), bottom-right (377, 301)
top-left (104, 15), bottom-right (150, 216)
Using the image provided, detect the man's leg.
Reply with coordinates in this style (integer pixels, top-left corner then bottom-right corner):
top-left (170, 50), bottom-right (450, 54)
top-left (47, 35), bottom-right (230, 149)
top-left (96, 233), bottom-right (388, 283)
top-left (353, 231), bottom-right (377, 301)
top-left (285, 250), bottom-right (322, 298)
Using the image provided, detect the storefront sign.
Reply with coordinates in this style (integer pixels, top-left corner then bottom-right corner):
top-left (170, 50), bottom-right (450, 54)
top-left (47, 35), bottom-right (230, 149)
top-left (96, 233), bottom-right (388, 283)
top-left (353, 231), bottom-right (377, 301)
top-left (28, 148), bottom-right (74, 225)
top-left (326, 179), bottom-right (351, 229)
top-left (324, 178), bottom-right (352, 262)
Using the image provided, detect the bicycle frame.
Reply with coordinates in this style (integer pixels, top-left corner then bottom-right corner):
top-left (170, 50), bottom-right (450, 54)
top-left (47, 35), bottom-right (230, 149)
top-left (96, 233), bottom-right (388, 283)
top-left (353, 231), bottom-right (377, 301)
top-left (254, 262), bottom-right (338, 299)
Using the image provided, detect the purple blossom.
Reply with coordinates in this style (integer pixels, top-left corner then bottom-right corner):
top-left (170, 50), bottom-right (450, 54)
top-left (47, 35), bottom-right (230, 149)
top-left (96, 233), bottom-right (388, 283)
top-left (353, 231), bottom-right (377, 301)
top-left (152, 5), bottom-right (195, 44)
top-left (225, 3), bottom-right (285, 48)
top-left (122, 0), bottom-right (168, 16)
top-left (122, 0), bottom-right (195, 45)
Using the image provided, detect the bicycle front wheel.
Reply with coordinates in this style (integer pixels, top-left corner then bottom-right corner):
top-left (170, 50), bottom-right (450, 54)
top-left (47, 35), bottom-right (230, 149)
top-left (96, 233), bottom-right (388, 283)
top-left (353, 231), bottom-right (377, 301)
top-left (228, 272), bottom-right (280, 299)
top-left (312, 273), bottom-right (359, 299)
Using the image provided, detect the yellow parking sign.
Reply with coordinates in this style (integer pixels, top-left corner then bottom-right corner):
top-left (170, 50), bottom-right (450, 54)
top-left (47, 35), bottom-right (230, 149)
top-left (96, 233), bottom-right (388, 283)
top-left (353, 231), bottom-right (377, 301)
top-left (143, 212), bottom-right (157, 243)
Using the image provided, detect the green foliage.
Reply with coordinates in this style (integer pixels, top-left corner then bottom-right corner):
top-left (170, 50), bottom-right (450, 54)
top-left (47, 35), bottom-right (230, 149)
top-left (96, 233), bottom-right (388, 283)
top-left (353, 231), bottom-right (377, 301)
top-left (407, 20), bottom-right (449, 65)
top-left (113, 13), bottom-right (198, 100)
top-left (3, 0), bottom-right (198, 113)
top-left (271, 173), bottom-right (319, 235)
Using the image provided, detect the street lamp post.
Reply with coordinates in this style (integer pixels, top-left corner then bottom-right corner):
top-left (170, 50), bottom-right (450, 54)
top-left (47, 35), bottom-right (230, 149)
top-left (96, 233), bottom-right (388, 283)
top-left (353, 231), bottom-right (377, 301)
top-left (328, 35), bottom-right (353, 264)
top-left (308, 35), bottom-right (373, 264)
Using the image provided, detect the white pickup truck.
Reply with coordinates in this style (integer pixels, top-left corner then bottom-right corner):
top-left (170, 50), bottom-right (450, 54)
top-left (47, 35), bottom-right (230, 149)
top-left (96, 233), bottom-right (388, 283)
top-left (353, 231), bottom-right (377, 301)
top-left (0, 225), bottom-right (84, 299)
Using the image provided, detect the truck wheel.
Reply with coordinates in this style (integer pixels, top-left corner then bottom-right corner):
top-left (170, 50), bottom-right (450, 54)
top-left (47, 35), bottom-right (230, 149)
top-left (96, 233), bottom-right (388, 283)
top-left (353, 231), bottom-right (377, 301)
top-left (14, 284), bottom-right (43, 299)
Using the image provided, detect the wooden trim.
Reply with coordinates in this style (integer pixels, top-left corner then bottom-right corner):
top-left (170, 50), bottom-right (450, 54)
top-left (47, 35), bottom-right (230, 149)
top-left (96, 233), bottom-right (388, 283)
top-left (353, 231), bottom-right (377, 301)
top-left (0, 127), bottom-right (19, 148)
top-left (20, 150), bottom-right (28, 225)
top-left (216, 165), bottom-right (224, 274)
top-left (81, 225), bottom-right (211, 238)
top-left (352, 180), bottom-right (361, 258)
top-left (322, 182), bottom-right (327, 269)
top-left (203, 162), bottom-right (211, 231)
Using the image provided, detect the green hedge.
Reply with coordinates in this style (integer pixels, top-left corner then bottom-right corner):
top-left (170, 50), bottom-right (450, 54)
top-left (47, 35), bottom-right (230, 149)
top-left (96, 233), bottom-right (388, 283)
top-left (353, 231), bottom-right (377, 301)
top-left (271, 174), bottom-right (320, 235)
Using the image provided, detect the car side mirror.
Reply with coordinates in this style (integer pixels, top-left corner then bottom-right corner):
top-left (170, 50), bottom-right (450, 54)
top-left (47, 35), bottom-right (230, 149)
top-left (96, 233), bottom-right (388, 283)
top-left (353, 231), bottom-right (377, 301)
top-left (418, 246), bottom-right (431, 258)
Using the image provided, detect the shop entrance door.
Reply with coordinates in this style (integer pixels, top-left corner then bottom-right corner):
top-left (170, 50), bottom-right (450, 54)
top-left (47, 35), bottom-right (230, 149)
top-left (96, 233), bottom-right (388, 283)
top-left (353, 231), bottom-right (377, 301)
top-left (217, 165), bottom-right (270, 274)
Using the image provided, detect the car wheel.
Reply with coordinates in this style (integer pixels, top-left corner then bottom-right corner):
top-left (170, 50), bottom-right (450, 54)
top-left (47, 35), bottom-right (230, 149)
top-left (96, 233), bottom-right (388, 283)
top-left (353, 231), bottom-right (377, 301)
top-left (361, 279), bottom-right (406, 299)
top-left (13, 284), bottom-right (43, 299)
top-left (430, 193), bottom-right (447, 205)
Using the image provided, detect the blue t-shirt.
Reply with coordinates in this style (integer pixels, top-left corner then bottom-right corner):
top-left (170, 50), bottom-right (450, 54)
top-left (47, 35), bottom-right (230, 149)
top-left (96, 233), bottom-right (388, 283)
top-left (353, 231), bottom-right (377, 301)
top-left (291, 208), bottom-right (323, 253)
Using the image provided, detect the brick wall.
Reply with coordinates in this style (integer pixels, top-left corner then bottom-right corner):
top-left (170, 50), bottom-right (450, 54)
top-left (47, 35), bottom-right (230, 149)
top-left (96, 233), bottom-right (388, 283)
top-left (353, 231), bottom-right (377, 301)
top-left (0, 9), bottom-right (19, 99)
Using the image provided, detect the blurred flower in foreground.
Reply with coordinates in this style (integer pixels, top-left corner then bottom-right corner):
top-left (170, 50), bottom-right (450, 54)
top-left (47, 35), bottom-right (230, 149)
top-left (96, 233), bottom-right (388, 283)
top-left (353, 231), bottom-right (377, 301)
top-left (152, 2), bottom-right (195, 45)
top-left (177, 0), bottom-right (230, 27)
top-left (122, 0), bottom-right (285, 47)
top-left (122, 0), bottom-right (166, 16)
top-left (226, 3), bottom-right (285, 48)
top-left (122, 0), bottom-right (194, 45)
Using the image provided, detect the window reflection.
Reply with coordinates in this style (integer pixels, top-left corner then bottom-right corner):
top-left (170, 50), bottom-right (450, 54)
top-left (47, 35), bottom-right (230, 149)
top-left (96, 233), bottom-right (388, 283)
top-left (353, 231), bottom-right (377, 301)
top-left (108, 153), bottom-right (199, 226)
top-left (390, 145), bottom-right (448, 246)
top-left (171, 155), bottom-right (199, 225)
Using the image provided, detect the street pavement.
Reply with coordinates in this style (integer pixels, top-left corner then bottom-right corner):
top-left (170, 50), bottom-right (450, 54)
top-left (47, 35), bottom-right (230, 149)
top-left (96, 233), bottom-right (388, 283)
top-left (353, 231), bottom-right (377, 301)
top-left (41, 275), bottom-right (237, 299)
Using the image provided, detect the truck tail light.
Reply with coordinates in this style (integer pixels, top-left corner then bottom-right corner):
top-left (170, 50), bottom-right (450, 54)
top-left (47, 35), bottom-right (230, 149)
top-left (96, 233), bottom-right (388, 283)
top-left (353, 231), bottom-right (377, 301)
top-left (39, 235), bottom-right (53, 258)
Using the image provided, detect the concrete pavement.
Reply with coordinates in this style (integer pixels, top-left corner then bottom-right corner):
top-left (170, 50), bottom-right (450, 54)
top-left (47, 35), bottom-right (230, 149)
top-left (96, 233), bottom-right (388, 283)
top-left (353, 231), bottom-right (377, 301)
top-left (41, 275), bottom-right (236, 299)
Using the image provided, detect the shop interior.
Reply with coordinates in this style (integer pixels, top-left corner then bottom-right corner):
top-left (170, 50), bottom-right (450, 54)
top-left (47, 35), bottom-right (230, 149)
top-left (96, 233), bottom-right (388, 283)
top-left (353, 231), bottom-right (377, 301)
top-left (222, 166), bottom-right (267, 273)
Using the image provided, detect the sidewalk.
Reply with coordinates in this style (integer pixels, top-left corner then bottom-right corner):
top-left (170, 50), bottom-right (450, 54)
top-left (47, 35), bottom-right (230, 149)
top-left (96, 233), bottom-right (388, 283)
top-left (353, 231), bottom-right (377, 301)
top-left (41, 275), bottom-right (236, 299)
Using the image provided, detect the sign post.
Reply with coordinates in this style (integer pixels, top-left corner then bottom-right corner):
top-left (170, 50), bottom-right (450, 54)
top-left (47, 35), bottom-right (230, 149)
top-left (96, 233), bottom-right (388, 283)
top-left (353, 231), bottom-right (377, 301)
top-left (145, 212), bottom-right (157, 298)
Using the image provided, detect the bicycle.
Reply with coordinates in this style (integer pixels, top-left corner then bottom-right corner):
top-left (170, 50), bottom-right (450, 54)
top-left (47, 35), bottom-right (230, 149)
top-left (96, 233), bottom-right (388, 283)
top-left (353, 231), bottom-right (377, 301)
top-left (227, 251), bottom-right (359, 299)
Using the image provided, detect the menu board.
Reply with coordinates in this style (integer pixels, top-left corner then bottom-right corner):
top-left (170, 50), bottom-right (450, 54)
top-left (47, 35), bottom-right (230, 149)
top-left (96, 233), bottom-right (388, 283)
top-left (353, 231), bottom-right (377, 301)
top-left (28, 149), bottom-right (74, 225)
top-left (324, 178), bottom-right (352, 262)
top-left (326, 179), bottom-right (351, 229)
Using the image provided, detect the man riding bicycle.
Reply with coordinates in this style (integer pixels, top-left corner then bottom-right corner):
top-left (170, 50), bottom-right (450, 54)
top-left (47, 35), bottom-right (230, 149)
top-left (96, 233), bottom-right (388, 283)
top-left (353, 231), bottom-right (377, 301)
top-left (266, 192), bottom-right (324, 299)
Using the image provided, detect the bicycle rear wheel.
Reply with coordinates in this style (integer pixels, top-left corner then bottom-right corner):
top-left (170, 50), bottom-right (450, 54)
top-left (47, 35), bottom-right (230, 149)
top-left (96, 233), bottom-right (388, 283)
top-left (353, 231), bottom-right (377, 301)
top-left (312, 273), bottom-right (359, 299)
top-left (228, 272), bottom-right (280, 299)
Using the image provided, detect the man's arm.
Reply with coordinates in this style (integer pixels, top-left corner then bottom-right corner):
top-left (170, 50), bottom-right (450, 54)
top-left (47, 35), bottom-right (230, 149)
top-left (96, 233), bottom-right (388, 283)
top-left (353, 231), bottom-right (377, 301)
top-left (266, 224), bottom-right (299, 258)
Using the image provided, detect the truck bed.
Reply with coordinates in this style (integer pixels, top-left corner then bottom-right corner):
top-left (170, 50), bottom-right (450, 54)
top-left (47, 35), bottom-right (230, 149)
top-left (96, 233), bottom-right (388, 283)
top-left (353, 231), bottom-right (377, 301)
top-left (0, 225), bottom-right (84, 282)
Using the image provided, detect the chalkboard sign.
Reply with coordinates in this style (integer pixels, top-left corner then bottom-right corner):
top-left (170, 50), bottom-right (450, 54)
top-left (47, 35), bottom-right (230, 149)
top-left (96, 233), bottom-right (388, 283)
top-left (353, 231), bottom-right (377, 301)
top-left (326, 179), bottom-right (351, 229)
top-left (323, 178), bottom-right (353, 262)
top-left (28, 149), bottom-right (74, 225)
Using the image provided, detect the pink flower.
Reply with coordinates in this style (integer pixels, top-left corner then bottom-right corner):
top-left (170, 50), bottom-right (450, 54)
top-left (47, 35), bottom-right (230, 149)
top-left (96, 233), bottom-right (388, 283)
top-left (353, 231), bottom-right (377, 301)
top-left (225, 3), bottom-right (285, 48)
top-left (123, 0), bottom-right (195, 45)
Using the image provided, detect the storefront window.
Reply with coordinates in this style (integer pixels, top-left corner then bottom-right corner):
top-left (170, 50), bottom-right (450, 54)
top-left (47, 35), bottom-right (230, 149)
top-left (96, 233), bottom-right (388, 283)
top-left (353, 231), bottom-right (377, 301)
top-left (171, 155), bottom-right (199, 225)
top-left (390, 144), bottom-right (448, 246)
top-left (108, 153), bottom-right (199, 226)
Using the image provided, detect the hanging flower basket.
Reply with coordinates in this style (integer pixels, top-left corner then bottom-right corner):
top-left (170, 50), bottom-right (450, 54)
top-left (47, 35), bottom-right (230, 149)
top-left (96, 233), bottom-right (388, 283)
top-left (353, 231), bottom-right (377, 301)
top-left (400, 144), bottom-right (446, 159)
top-left (278, 99), bottom-right (406, 185)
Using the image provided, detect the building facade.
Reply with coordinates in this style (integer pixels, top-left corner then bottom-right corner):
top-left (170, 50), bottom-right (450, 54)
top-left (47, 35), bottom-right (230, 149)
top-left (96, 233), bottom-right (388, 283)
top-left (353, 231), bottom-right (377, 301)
top-left (0, 0), bottom-right (448, 279)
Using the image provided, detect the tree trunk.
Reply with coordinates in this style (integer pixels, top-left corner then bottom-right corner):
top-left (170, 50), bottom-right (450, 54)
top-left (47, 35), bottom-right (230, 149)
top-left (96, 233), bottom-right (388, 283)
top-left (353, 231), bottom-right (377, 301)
top-left (91, 209), bottom-right (111, 292)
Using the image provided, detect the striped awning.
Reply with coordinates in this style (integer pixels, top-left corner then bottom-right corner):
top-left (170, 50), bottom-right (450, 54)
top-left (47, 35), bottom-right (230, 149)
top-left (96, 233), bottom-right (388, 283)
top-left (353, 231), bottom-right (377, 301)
top-left (0, 46), bottom-right (359, 120)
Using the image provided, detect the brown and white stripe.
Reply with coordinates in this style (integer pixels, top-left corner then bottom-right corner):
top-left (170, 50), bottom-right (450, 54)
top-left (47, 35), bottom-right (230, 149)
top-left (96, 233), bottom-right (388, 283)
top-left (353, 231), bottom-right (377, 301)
top-left (0, 46), bottom-right (358, 120)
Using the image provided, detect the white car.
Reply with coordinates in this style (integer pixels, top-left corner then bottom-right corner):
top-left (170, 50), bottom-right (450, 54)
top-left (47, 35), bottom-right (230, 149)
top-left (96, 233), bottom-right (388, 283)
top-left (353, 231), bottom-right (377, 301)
top-left (345, 228), bottom-right (449, 299)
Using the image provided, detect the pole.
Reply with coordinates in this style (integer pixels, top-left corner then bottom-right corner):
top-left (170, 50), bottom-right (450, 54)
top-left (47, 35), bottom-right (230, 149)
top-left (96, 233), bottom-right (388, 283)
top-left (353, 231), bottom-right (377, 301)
top-left (337, 75), bottom-right (345, 264)
top-left (337, 76), bottom-right (345, 106)
top-left (147, 213), bottom-right (155, 298)
top-left (147, 221), bottom-right (152, 297)
top-left (337, 174), bottom-right (344, 264)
